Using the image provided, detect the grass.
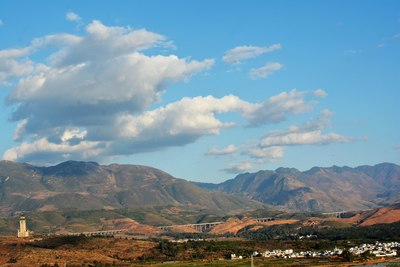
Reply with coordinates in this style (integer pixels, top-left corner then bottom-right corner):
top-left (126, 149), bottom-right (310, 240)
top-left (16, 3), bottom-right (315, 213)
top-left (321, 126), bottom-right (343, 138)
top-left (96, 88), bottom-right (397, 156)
top-left (146, 257), bottom-right (355, 266)
top-left (1, 235), bottom-right (399, 267)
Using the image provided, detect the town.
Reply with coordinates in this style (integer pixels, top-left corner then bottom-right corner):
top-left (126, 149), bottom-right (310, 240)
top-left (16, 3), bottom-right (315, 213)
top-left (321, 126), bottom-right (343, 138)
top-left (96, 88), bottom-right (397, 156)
top-left (231, 241), bottom-right (399, 260)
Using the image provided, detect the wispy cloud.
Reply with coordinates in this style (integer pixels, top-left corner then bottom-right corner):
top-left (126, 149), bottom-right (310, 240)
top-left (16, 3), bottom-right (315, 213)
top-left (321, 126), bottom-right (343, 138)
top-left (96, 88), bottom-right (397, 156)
top-left (259, 110), bottom-right (350, 147)
top-left (394, 144), bottom-right (400, 150)
top-left (66, 12), bottom-right (81, 22)
top-left (314, 89), bottom-right (328, 98)
top-left (206, 145), bottom-right (237, 156)
top-left (244, 146), bottom-right (284, 161)
top-left (0, 48), bottom-right (35, 86)
top-left (221, 161), bottom-right (253, 174)
top-left (389, 33), bottom-right (400, 40)
top-left (240, 109), bottom-right (351, 162)
top-left (243, 89), bottom-right (322, 127)
top-left (345, 49), bottom-right (363, 54)
top-left (249, 62), bottom-right (283, 79)
top-left (379, 32), bottom-right (400, 48)
top-left (0, 19), bottom-right (3, 26)
top-left (222, 44), bottom-right (281, 64)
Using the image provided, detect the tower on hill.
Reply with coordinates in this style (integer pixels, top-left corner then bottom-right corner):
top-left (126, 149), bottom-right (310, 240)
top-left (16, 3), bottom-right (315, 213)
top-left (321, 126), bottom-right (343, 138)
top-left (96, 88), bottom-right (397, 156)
top-left (17, 216), bottom-right (30, 238)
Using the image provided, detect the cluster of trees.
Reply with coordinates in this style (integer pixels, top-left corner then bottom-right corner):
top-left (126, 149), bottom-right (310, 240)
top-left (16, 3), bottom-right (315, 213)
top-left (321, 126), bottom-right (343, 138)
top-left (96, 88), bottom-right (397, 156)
top-left (299, 222), bottom-right (400, 241)
top-left (157, 240), bottom-right (181, 257)
top-left (238, 221), bottom-right (400, 242)
top-left (163, 232), bottom-right (219, 240)
top-left (155, 239), bottom-right (259, 260)
top-left (237, 223), bottom-right (300, 240)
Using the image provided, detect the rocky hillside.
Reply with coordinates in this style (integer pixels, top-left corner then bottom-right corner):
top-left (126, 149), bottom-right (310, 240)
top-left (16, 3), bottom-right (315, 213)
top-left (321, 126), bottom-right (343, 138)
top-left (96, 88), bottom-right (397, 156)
top-left (0, 160), bottom-right (264, 216)
top-left (196, 163), bottom-right (400, 212)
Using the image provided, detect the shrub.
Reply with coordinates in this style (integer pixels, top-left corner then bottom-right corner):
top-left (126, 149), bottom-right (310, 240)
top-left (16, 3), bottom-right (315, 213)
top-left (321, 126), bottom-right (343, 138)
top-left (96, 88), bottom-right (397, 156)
top-left (29, 235), bottom-right (88, 249)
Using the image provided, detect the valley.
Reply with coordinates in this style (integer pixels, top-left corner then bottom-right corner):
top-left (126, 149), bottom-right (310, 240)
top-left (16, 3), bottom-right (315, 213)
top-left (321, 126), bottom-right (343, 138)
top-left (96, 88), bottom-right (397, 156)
top-left (1, 160), bottom-right (400, 266)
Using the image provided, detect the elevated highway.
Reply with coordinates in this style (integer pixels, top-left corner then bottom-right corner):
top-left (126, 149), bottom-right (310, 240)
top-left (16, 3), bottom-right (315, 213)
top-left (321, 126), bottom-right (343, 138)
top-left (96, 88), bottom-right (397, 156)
top-left (158, 217), bottom-right (275, 232)
top-left (68, 229), bottom-right (127, 237)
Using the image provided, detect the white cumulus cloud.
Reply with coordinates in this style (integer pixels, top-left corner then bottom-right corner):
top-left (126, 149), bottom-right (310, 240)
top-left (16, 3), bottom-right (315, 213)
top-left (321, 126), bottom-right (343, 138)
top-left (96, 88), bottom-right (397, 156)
top-left (1, 21), bottom-right (215, 163)
top-left (6, 21), bottom-right (214, 140)
top-left (4, 88), bottom-right (322, 163)
top-left (222, 44), bottom-right (281, 64)
top-left (3, 138), bottom-right (103, 165)
top-left (1, 20), bottom-right (330, 165)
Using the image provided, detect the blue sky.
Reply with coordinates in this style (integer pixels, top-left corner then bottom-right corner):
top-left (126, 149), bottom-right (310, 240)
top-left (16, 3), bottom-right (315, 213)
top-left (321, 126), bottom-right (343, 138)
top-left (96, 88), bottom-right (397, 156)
top-left (0, 0), bottom-right (399, 182)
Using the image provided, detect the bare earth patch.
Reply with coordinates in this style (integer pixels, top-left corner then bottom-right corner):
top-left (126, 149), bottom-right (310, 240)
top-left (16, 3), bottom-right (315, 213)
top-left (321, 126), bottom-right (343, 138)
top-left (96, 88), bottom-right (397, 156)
top-left (325, 205), bottom-right (400, 226)
top-left (210, 217), bottom-right (298, 235)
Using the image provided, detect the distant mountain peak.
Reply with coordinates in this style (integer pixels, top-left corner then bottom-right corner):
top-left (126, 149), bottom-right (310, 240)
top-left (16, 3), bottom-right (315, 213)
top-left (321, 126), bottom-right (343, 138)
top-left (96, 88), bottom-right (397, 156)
top-left (275, 167), bottom-right (300, 174)
top-left (197, 163), bottom-right (400, 212)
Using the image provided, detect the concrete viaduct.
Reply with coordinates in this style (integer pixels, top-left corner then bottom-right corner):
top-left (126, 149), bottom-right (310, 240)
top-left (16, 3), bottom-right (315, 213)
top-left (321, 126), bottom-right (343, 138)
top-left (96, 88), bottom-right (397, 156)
top-left (158, 217), bottom-right (274, 232)
top-left (158, 221), bottom-right (224, 232)
top-left (68, 229), bottom-right (127, 237)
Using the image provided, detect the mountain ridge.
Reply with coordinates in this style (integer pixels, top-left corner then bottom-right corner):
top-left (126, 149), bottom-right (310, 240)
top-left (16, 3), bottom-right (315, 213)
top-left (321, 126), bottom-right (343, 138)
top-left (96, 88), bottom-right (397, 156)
top-left (1, 160), bottom-right (399, 215)
top-left (195, 162), bottom-right (400, 212)
top-left (0, 160), bottom-right (264, 217)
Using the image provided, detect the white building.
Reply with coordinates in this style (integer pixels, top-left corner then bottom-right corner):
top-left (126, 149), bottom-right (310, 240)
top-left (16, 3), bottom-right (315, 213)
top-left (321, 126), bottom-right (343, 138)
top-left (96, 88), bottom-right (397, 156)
top-left (17, 216), bottom-right (30, 238)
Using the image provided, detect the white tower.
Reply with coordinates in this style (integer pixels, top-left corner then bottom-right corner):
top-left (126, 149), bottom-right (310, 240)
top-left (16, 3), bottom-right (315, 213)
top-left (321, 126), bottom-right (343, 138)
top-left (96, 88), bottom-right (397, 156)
top-left (17, 216), bottom-right (30, 238)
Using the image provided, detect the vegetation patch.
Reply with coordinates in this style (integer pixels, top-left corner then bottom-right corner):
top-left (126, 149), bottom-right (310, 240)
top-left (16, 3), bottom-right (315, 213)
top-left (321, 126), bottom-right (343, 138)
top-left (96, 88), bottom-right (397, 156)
top-left (28, 235), bottom-right (88, 249)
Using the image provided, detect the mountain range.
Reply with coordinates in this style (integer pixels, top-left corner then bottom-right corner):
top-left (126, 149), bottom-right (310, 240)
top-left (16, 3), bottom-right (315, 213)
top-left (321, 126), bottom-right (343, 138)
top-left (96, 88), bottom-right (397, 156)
top-left (196, 163), bottom-right (400, 212)
top-left (0, 160), bottom-right (263, 217)
top-left (0, 160), bottom-right (399, 216)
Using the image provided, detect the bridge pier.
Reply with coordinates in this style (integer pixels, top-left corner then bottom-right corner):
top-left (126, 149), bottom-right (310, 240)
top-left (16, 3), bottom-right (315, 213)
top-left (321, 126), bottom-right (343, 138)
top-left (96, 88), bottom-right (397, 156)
top-left (158, 222), bottom-right (224, 232)
top-left (68, 229), bottom-right (126, 237)
top-left (255, 217), bottom-right (274, 223)
top-left (157, 217), bottom-right (277, 232)
top-left (321, 211), bottom-right (347, 218)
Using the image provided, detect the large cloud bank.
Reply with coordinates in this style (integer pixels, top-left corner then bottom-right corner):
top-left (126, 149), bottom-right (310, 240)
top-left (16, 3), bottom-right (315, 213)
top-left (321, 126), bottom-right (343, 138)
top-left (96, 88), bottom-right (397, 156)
top-left (1, 20), bottom-right (348, 168)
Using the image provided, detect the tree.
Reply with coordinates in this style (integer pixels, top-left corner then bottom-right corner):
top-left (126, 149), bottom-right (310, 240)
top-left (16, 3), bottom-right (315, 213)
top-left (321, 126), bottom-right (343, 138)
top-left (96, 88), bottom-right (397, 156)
top-left (361, 250), bottom-right (373, 260)
top-left (342, 249), bottom-right (355, 262)
top-left (158, 240), bottom-right (180, 257)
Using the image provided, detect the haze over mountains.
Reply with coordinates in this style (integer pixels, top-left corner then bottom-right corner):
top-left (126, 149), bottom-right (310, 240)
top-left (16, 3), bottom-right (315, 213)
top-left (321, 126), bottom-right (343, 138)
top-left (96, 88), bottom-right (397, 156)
top-left (196, 163), bottom-right (400, 212)
top-left (0, 160), bottom-right (399, 216)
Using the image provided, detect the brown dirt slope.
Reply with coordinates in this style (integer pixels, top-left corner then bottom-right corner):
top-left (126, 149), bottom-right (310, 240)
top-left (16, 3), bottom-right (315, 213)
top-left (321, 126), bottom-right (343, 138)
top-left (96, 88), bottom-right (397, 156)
top-left (209, 217), bottom-right (298, 235)
top-left (102, 217), bottom-right (163, 235)
top-left (358, 204), bottom-right (400, 226)
top-left (0, 236), bottom-right (158, 266)
top-left (327, 203), bottom-right (400, 226)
